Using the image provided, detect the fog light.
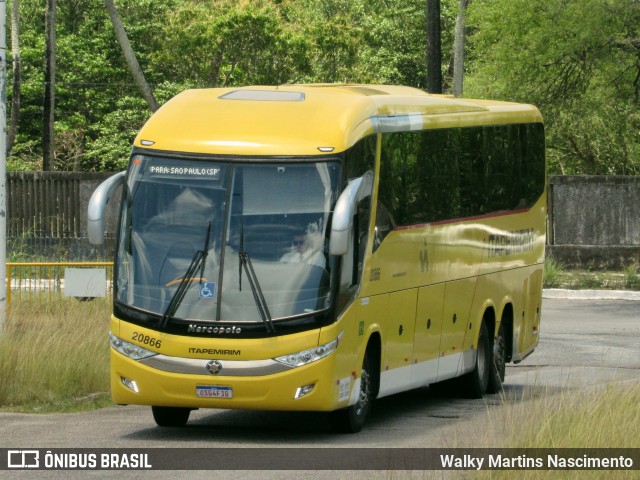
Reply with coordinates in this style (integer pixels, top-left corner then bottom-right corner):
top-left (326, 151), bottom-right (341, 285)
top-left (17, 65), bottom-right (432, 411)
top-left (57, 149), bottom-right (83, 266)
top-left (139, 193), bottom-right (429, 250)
top-left (294, 384), bottom-right (315, 399)
top-left (121, 376), bottom-right (139, 393)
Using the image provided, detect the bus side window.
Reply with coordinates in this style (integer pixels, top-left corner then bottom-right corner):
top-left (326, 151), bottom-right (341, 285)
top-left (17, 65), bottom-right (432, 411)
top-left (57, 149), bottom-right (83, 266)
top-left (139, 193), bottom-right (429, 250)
top-left (354, 196), bottom-right (371, 285)
top-left (373, 202), bottom-right (395, 253)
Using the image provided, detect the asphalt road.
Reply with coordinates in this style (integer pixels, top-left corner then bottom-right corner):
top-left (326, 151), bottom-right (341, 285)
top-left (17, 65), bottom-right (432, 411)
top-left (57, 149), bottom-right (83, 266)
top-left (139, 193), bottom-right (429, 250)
top-left (1, 298), bottom-right (639, 479)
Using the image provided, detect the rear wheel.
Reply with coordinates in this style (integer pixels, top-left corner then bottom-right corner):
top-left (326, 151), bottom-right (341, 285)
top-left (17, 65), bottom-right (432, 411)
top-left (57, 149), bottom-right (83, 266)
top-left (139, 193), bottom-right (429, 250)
top-left (152, 406), bottom-right (191, 427)
top-left (460, 321), bottom-right (491, 398)
top-left (487, 322), bottom-right (506, 393)
top-left (330, 352), bottom-right (375, 433)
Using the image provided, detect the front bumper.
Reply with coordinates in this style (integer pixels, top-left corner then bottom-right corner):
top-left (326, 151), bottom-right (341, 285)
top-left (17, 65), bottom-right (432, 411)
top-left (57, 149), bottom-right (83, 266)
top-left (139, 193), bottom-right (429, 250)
top-left (110, 347), bottom-right (347, 412)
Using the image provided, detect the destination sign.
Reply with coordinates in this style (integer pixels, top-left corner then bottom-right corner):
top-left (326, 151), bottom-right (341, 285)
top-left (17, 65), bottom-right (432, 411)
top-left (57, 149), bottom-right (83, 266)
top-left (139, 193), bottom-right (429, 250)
top-left (148, 164), bottom-right (221, 179)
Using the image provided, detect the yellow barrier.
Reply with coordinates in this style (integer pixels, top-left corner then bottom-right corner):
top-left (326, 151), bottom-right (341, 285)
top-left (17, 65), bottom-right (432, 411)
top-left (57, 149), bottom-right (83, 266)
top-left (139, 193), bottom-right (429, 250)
top-left (6, 262), bottom-right (114, 305)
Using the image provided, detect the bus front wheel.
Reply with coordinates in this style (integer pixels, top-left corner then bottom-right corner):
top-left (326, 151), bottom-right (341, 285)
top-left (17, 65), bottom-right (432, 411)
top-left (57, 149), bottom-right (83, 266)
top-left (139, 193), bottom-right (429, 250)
top-left (330, 351), bottom-right (375, 433)
top-left (152, 406), bottom-right (191, 427)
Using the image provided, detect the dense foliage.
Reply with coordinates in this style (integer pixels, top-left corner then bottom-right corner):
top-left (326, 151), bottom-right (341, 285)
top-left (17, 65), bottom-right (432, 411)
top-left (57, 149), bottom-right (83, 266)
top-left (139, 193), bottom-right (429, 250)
top-left (7, 0), bottom-right (640, 174)
top-left (466, 0), bottom-right (640, 175)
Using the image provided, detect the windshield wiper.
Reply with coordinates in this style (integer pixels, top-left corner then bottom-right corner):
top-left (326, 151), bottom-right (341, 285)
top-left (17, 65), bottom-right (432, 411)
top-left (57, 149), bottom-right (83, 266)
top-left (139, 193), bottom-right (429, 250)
top-left (159, 222), bottom-right (211, 330)
top-left (238, 222), bottom-right (275, 333)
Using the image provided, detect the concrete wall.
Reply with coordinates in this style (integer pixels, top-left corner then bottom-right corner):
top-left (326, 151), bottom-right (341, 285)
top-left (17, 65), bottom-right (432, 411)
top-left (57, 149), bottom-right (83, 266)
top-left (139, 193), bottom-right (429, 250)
top-left (547, 176), bottom-right (640, 269)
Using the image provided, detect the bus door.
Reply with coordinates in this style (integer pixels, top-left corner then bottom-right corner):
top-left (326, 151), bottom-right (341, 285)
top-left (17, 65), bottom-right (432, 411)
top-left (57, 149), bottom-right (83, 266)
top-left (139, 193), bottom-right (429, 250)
top-left (412, 284), bottom-right (446, 386)
top-left (382, 289), bottom-right (418, 394)
top-left (438, 277), bottom-right (477, 381)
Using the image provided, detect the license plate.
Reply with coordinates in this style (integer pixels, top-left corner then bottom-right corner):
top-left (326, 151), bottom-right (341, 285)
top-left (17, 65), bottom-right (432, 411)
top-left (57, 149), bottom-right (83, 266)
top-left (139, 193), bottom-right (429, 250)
top-left (196, 385), bottom-right (232, 398)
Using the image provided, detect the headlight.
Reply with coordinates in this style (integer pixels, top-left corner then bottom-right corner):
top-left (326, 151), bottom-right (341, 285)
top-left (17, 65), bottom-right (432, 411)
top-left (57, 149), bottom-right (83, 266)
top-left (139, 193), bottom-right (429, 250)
top-left (274, 332), bottom-right (342, 368)
top-left (109, 332), bottom-right (158, 360)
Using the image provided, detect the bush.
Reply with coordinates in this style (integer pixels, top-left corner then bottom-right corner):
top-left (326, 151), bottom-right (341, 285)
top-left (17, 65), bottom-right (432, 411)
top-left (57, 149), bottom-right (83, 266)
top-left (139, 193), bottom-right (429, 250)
top-left (543, 257), bottom-right (564, 288)
top-left (624, 265), bottom-right (640, 289)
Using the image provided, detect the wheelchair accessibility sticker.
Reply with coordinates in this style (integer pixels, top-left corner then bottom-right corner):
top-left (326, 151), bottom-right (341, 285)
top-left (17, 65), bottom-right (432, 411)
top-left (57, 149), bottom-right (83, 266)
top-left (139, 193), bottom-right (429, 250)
top-left (200, 282), bottom-right (216, 299)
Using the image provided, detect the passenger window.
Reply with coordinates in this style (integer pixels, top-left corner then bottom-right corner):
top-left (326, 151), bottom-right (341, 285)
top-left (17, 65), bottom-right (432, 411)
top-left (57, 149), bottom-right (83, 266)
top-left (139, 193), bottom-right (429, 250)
top-left (355, 196), bottom-right (372, 285)
top-left (373, 202), bottom-right (395, 253)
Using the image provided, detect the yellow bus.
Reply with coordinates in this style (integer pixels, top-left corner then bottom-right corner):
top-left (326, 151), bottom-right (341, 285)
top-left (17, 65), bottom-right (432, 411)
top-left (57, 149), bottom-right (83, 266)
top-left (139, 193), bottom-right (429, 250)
top-left (89, 85), bottom-right (545, 432)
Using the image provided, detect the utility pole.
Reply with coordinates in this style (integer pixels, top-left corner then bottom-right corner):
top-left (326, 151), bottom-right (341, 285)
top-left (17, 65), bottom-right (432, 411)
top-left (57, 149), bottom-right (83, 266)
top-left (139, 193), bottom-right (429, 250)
top-left (0, 0), bottom-right (7, 334)
top-left (42, 0), bottom-right (55, 171)
top-left (453, 0), bottom-right (470, 97)
top-left (426, 0), bottom-right (443, 94)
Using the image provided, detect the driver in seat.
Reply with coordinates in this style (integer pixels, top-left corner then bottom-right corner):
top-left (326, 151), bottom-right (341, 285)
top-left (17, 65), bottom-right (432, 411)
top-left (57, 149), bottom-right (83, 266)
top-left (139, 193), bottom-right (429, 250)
top-left (280, 230), bottom-right (325, 268)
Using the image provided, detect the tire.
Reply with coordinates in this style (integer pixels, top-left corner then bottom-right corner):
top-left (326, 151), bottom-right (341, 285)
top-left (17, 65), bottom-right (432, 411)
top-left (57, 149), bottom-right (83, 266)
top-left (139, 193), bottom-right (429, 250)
top-left (487, 322), bottom-right (506, 394)
top-left (330, 351), bottom-right (376, 433)
top-left (152, 406), bottom-right (191, 427)
top-left (460, 321), bottom-right (491, 398)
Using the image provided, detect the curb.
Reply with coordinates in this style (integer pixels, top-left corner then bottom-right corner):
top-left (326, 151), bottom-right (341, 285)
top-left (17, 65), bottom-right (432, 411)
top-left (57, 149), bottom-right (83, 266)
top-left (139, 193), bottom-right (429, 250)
top-left (543, 289), bottom-right (640, 301)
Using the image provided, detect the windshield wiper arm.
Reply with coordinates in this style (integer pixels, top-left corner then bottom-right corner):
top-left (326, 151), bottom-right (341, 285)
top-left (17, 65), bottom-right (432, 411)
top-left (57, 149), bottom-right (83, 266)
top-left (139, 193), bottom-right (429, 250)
top-left (239, 251), bottom-right (275, 333)
top-left (238, 222), bottom-right (274, 333)
top-left (159, 222), bottom-right (211, 330)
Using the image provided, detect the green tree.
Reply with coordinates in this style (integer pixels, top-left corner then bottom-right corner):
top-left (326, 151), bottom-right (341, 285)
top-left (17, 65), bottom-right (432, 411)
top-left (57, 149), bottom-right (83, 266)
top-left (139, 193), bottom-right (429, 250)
top-left (293, 0), bottom-right (457, 87)
top-left (154, 0), bottom-right (310, 87)
top-left (10, 0), bottom-right (175, 171)
top-left (105, 0), bottom-right (158, 112)
top-left (13, 0), bottom-right (638, 177)
top-left (466, 0), bottom-right (640, 174)
top-left (291, 0), bottom-right (364, 83)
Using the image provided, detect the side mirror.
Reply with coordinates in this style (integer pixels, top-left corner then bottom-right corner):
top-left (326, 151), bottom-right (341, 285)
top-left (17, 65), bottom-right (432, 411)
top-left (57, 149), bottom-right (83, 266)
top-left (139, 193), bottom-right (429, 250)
top-left (329, 172), bottom-right (373, 256)
top-left (88, 171), bottom-right (125, 245)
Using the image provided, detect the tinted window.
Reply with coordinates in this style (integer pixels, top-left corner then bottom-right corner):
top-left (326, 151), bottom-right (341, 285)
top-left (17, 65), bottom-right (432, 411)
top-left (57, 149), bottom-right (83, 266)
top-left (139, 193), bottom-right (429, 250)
top-left (379, 123), bottom-right (545, 226)
top-left (345, 135), bottom-right (376, 181)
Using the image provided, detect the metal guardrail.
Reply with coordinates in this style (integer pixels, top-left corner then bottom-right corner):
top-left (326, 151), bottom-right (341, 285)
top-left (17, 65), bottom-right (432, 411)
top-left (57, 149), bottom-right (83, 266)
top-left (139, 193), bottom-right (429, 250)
top-left (6, 262), bottom-right (113, 305)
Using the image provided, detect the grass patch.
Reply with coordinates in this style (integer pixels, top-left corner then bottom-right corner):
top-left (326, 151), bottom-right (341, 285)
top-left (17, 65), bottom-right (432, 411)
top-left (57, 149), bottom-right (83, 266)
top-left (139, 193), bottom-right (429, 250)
top-left (624, 264), bottom-right (640, 289)
top-left (0, 296), bottom-right (112, 412)
top-left (468, 382), bottom-right (640, 479)
top-left (543, 258), bottom-right (564, 288)
top-left (543, 259), bottom-right (640, 290)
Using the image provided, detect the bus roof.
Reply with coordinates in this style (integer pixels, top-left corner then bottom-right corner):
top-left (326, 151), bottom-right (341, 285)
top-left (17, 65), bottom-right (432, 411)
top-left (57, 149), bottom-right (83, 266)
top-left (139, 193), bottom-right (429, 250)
top-left (134, 84), bottom-right (543, 156)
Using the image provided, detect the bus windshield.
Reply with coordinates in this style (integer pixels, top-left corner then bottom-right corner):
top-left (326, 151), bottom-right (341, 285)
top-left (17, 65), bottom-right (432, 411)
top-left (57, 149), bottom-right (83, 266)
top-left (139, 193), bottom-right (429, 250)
top-left (116, 155), bottom-right (341, 325)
